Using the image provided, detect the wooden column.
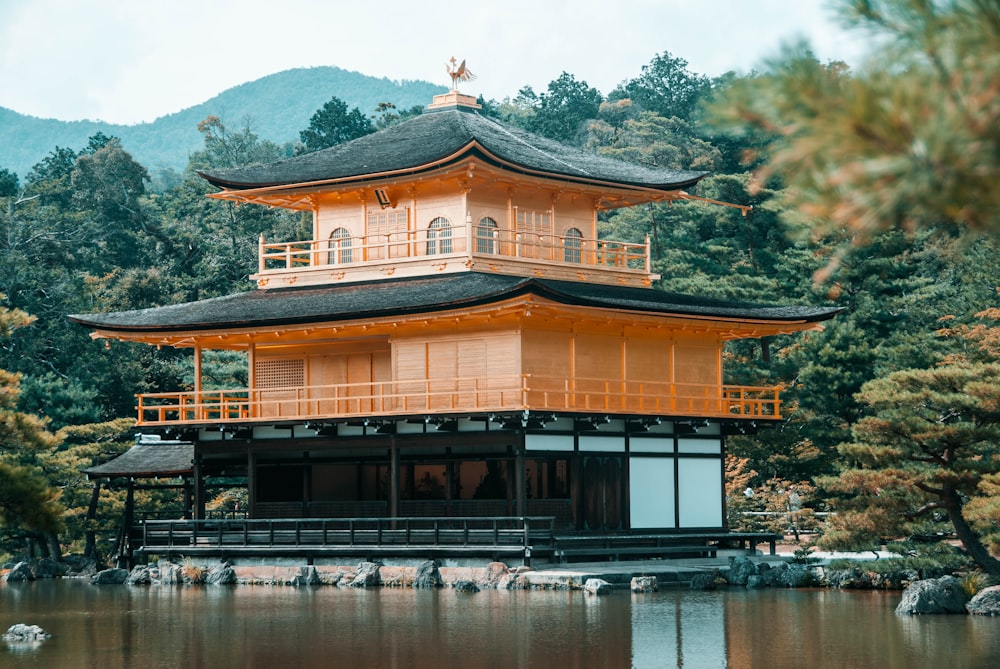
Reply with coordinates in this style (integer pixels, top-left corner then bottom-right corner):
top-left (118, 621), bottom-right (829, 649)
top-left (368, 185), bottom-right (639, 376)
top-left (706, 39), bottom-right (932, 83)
top-left (514, 441), bottom-right (527, 517)
top-left (193, 455), bottom-right (205, 520)
top-left (389, 438), bottom-right (399, 518)
top-left (247, 452), bottom-right (257, 519)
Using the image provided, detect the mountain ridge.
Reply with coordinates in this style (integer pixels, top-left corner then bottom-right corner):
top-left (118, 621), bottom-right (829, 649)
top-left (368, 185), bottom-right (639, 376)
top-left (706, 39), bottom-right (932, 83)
top-left (0, 66), bottom-right (448, 178)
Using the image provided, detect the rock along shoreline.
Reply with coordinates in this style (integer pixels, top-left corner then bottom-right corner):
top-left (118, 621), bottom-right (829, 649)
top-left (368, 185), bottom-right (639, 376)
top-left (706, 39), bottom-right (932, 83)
top-left (3, 555), bottom-right (999, 615)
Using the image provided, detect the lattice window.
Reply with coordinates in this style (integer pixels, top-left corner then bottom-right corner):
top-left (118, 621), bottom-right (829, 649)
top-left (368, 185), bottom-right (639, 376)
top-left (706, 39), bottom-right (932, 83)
top-left (367, 208), bottom-right (408, 239)
top-left (254, 358), bottom-right (305, 389)
top-left (328, 227), bottom-right (353, 264)
top-left (476, 217), bottom-right (498, 254)
top-left (563, 227), bottom-right (583, 263)
top-left (426, 217), bottom-right (452, 255)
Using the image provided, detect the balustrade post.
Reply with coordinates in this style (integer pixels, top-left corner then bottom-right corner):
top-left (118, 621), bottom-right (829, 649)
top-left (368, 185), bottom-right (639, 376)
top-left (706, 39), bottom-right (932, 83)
top-left (258, 234), bottom-right (265, 273)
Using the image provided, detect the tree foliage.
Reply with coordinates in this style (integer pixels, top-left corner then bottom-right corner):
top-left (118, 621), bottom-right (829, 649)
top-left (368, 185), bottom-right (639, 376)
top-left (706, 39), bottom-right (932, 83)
top-left (298, 96), bottom-right (374, 153)
top-left (610, 51), bottom-right (712, 122)
top-left (709, 0), bottom-right (1000, 268)
top-left (818, 361), bottom-right (1000, 574)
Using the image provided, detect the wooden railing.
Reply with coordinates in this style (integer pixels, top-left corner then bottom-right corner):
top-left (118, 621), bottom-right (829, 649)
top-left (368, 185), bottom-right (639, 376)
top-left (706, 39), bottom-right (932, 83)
top-left (258, 227), bottom-right (651, 274)
top-left (137, 516), bottom-right (555, 556)
top-left (135, 376), bottom-right (781, 426)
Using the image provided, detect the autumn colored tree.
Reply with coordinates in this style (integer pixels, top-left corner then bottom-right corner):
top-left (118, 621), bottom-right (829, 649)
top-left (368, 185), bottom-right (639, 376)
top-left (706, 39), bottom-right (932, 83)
top-left (818, 361), bottom-right (1000, 574)
top-left (0, 298), bottom-right (64, 558)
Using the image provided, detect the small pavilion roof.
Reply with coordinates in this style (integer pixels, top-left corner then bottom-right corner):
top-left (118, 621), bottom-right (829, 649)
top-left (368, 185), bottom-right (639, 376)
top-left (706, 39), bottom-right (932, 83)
top-left (70, 272), bottom-right (841, 334)
top-left (198, 105), bottom-right (707, 193)
top-left (85, 438), bottom-right (194, 479)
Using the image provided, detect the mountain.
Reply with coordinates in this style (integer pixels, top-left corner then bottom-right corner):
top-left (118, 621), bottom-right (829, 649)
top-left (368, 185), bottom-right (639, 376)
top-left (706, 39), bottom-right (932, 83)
top-left (0, 66), bottom-right (448, 179)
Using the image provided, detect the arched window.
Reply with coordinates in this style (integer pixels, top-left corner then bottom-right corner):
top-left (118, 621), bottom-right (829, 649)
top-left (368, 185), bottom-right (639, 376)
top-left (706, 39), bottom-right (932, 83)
top-left (427, 217), bottom-right (452, 255)
top-left (328, 227), bottom-right (353, 264)
top-left (563, 227), bottom-right (583, 263)
top-left (476, 217), bottom-right (498, 254)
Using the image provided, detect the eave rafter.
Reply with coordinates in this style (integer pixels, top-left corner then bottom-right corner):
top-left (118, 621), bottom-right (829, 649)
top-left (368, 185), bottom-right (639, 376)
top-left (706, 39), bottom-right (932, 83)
top-left (88, 292), bottom-right (824, 350)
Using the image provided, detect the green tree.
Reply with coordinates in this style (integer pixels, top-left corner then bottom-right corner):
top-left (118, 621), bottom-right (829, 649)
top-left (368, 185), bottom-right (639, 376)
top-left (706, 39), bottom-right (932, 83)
top-left (710, 0), bottom-right (1000, 259)
top-left (299, 96), bottom-right (374, 152)
top-left (371, 102), bottom-right (423, 130)
top-left (610, 51), bottom-right (712, 123)
top-left (525, 73), bottom-right (603, 144)
top-left (0, 300), bottom-right (64, 558)
top-left (0, 167), bottom-right (18, 197)
top-left (819, 362), bottom-right (1000, 574)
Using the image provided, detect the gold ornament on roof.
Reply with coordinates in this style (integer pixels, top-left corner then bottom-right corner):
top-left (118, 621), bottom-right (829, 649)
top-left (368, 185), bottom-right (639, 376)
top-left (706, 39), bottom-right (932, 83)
top-left (446, 57), bottom-right (476, 91)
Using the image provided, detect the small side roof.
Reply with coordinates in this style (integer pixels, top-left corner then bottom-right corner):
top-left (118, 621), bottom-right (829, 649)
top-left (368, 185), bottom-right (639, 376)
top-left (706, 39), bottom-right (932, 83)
top-left (85, 438), bottom-right (193, 479)
top-left (198, 106), bottom-right (707, 193)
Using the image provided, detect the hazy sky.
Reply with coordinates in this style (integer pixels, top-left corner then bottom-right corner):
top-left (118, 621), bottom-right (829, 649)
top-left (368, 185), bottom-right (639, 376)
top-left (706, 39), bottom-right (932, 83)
top-left (0, 0), bottom-right (868, 126)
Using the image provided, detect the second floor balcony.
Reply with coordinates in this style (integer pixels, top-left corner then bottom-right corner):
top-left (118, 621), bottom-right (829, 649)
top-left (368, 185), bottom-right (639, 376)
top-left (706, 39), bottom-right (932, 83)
top-left (135, 375), bottom-right (782, 427)
top-left (254, 223), bottom-right (657, 289)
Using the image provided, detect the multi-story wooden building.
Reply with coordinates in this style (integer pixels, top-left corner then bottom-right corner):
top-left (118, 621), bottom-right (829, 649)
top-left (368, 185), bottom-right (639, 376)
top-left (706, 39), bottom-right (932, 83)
top-left (75, 89), bottom-right (838, 563)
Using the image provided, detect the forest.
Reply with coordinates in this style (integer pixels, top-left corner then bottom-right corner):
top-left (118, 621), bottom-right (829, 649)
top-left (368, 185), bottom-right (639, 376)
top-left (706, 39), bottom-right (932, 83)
top-left (1, 0), bottom-right (997, 575)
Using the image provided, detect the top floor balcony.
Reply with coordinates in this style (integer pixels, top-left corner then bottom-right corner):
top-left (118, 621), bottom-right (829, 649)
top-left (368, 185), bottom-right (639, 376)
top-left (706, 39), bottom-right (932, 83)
top-left (253, 221), bottom-right (656, 289)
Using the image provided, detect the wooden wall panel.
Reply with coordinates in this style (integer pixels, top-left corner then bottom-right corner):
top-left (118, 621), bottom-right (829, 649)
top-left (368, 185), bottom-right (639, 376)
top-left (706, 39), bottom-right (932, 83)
top-left (674, 339), bottom-right (720, 385)
top-left (624, 337), bottom-right (669, 382)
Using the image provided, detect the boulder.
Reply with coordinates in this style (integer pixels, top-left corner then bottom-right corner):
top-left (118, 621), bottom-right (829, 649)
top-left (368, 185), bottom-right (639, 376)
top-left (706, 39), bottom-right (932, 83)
top-left (728, 556), bottom-right (758, 586)
top-left (453, 579), bottom-right (480, 592)
top-left (158, 563), bottom-right (183, 585)
top-left (630, 576), bottom-right (658, 593)
top-left (90, 568), bottom-right (129, 585)
top-left (349, 562), bottom-right (382, 588)
top-left (584, 578), bottom-right (613, 595)
top-left (689, 571), bottom-right (718, 591)
top-left (3, 624), bottom-right (50, 641)
top-left (966, 585), bottom-right (1000, 616)
top-left (895, 575), bottom-right (969, 615)
top-left (3, 562), bottom-right (34, 583)
top-left (476, 562), bottom-right (510, 590)
top-left (127, 566), bottom-right (152, 585)
top-left (746, 575), bottom-right (766, 589)
top-left (32, 558), bottom-right (62, 579)
top-left (205, 564), bottom-right (238, 586)
top-left (775, 564), bottom-right (813, 588)
top-left (61, 555), bottom-right (101, 577)
top-left (413, 560), bottom-right (443, 589)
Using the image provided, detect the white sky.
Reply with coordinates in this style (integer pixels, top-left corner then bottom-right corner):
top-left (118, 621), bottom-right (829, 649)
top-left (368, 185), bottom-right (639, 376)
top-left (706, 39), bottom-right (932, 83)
top-left (0, 0), bottom-right (867, 126)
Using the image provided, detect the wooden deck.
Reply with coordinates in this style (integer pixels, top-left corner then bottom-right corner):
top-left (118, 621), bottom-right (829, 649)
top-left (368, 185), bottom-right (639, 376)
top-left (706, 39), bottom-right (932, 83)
top-left (129, 517), bottom-right (778, 566)
top-left (135, 377), bottom-right (781, 426)
top-left (133, 516), bottom-right (555, 563)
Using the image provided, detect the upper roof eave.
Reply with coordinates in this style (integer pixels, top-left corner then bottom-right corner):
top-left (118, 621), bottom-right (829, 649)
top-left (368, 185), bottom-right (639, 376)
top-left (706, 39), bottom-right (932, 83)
top-left (197, 108), bottom-right (708, 195)
top-left (69, 273), bottom-right (843, 337)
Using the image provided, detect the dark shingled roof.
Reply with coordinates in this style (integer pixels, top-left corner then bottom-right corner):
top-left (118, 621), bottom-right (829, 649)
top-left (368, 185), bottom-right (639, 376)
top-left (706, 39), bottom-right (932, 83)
top-left (85, 440), bottom-right (193, 478)
top-left (69, 272), bottom-right (841, 333)
top-left (198, 106), bottom-right (707, 192)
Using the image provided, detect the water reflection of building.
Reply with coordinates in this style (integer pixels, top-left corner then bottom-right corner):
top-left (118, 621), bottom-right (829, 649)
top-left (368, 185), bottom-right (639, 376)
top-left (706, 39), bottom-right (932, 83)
top-left (632, 592), bottom-right (727, 668)
top-left (75, 84), bottom-right (838, 563)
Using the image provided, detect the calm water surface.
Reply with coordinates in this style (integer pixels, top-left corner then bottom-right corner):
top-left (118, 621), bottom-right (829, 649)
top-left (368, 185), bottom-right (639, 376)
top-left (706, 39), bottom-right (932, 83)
top-left (1, 580), bottom-right (997, 668)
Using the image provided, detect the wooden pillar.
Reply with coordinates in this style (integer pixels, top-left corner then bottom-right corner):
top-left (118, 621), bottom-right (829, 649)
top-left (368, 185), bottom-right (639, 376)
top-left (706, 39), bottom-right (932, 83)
top-left (183, 478), bottom-right (193, 519)
top-left (247, 452), bottom-right (257, 519)
top-left (118, 478), bottom-right (135, 568)
top-left (389, 438), bottom-right (399, 518)
top-left (445, 460), bottom-right (455, 516)
top-left (193, 344), bottom-right (202, 394)
top-left (193, 455), bottom-right (205, 520)
top-left (514, 442), bottom-right (527, 517)
top-left (303, 452), bottom-right (312, 517)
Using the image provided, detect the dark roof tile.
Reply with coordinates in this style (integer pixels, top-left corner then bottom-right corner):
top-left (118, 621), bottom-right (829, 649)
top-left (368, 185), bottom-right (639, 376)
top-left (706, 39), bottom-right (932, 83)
top-left (199, 107), bottom-right (706, 191)
top-left (70, 272), bottom-right (841, 333)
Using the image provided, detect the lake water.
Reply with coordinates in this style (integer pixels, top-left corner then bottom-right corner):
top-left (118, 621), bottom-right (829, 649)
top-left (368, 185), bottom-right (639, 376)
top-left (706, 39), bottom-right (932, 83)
top-left (1, 580), bottom-right (997, 668)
